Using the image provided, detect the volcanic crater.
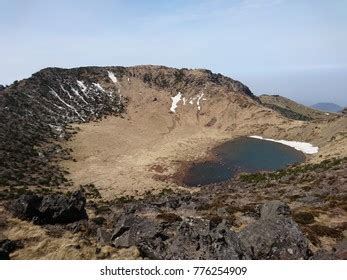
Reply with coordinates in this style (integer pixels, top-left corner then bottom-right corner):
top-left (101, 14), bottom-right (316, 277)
top-left (0, 65), bottom-right (346, 259)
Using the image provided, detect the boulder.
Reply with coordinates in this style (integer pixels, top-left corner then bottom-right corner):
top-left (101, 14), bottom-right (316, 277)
top-left (138, 218), bottom-right (250, 260)
top-left (96, 228), bottom-right (113, 245)
top-left (111, 215), bottom-right (159, 248)
top-left (0, 238), bottom-right (23, 260)
top-left (0, 239), bottom-right (23, 253)
top-left (239, 201), bottom-right (311, 259)
top-left (8, 191), bottom-right (88, 224)
top-left (107, 212), bottom-right (249, 259)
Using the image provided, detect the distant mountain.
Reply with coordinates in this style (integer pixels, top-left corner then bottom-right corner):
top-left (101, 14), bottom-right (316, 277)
top-left (310, 102), bottom-right (343, 113)
top-left (259, 94), bottom-right (329, 121)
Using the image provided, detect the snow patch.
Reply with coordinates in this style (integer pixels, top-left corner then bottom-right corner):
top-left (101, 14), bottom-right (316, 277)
top-left (107, 71), bottom-right (118, 83)
top-left (249, 135), bottom-right (319, 154)
top-left (77, 80), bottom-right (87, 92)
top-left (196, 93), bottom-right (205, 110)
top-left (92, 82), bottom-right (105, 92)
top-left (170, 92), bottom-right (182, 113)
top-left (60, 85), bottom-right (72, 99)
top-left (50, 88), bottom-right (85, 121)
top-left (71, 87), bottom-right (88, 104)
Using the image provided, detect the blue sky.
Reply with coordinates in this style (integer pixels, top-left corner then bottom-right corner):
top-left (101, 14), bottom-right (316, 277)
top-left (1, 0), bottom-right (346, 105)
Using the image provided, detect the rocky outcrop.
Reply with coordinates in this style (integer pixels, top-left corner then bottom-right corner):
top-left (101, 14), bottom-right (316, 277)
top-left (8, 191), bottom-right (88, 224)
top-left (0, 238), bottom-right (23, 260)
top-left (105, 213), bottom-right (249, 260)
top-left (92, 199), bottom-right (309, 260)
top-left (238, 201), bottom-right (311, 259)
top-left (138, 218), bottom-right (250, 260)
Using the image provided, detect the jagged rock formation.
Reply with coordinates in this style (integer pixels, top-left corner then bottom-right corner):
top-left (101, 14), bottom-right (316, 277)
top-left (7, 191), bottom-right (87, 224)
top-left (239, 201), bottom-right (310, 259)
top-left (90, 199), bottom-right (309, 259)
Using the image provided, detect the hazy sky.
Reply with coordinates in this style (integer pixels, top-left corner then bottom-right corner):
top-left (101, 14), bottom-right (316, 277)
top-left (1, 0), bottom-right (346, 106)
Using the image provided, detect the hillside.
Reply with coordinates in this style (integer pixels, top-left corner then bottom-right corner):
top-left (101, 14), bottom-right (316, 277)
top-left (0, 65), bottom-right (346, 260)
top-left (259, 94), bottom-right (332, 120)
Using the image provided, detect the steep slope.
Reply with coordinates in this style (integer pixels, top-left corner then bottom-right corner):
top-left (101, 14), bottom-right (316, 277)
top-left (0, 67), bottom-right (125, 187)
top-left (259, 94), bottom-right (332, 120)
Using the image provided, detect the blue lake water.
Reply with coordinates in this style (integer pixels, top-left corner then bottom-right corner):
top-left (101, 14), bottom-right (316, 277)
top-left (182, 137), bottom-right (305, 186)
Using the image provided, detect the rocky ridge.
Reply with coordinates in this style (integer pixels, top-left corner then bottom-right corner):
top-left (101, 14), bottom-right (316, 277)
top-left (259, 94), bottom-right (332, 121)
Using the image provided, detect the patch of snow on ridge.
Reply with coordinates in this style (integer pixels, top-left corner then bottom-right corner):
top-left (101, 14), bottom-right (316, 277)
top-left (249, 136), bottom-right (319, 154)
top-left (49, 88), bottom-right (85, 121)
top-left (71, 87), bottom-right (88, 104)
top-left (60, 85), bottom-right (73, 99)
top-left (92, 83), bottom-right (105, 92)
top-left (170, 92), bottom-right (182, 113)
top-left (77, 80), bottom-right (87, 92)
top-left (196, 93), bottom-right (205, 110)
top-left (107, 71), bottom-right (118, 83)
top-left (182, 97), bottom-right (186, 105)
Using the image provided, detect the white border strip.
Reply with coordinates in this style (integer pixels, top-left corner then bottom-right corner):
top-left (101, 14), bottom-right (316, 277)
top-left (0, 260), bottom-right (345, 280)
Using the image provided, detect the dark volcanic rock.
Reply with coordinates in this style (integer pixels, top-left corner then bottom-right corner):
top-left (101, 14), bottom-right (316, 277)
top-left (0, 239), bottom-right (23, 253)
top-left (95, 199), bottom-right (313, 260)
top-left (111, 214), bottom-right (159, 248)
top-left (239, 201), bottom-right (310, 259)
top-left (0, 238), bottom-right (23, 260)
top-left (8, 191), bottom-right (88, 224)
top-left (139, 218), bottom-right (250, 260)
top-left (0, 249), bottom-right (10, 260)
top-left (96, 228), bottom-right (113, 245)
top-left (105, 212), bottom-right (249, 260)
